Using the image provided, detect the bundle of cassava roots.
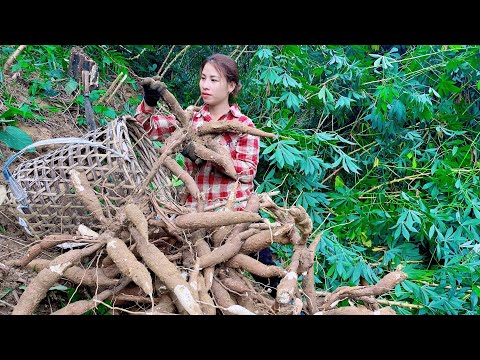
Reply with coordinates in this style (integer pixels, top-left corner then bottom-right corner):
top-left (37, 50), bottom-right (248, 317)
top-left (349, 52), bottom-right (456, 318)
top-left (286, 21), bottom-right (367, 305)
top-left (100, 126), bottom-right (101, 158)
top-left (2, 79), bottom-right (407, 315)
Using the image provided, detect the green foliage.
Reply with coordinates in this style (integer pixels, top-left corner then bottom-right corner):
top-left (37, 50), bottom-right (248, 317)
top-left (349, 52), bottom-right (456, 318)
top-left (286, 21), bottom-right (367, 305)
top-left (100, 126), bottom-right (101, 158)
top-left (0, 126), bottom-right (33, 151)
top-left (3, 44), bottom-right (480, 314)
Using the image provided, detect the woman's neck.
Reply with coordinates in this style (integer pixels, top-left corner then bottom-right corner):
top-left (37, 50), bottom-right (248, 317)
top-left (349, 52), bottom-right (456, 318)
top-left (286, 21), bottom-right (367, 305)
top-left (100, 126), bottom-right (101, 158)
top-left (207, 102), bottom-right (231, 121)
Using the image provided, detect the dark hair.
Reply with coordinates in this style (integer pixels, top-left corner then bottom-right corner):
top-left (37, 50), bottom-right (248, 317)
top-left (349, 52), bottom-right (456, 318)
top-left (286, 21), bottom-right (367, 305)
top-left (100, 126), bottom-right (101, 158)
top-left (200, 53), bottom-right (242, 101)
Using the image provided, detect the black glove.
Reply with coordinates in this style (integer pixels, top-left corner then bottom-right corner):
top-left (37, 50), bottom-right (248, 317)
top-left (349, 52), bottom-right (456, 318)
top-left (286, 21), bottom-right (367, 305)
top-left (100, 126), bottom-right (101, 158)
top-left (181, 142), bottom-right (204, 165)
top-left (141, 77), bottom-right (166, 107)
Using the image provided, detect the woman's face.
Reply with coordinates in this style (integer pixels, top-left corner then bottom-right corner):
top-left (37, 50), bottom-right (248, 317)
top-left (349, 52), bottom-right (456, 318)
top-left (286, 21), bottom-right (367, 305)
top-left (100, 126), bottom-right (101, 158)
top-left (199, 62), bottom-right (235, 107)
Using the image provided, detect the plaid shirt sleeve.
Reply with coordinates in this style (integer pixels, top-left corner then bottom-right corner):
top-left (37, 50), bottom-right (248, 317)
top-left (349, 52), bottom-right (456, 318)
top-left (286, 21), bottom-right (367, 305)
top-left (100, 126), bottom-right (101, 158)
top-left (133, 100), bottom-right (178, 141)
top-left (232, 132), bottom-right (260, 183)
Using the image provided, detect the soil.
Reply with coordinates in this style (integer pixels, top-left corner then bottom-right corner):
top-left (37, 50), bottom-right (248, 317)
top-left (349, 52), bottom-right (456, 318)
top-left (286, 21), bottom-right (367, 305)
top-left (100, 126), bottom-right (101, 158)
top-left (0, 65), bottom-right (136, 315)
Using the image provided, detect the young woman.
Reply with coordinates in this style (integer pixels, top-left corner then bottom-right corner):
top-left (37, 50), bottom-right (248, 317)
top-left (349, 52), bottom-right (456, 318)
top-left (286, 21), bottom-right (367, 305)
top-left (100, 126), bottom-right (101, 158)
top-left (134, 53), bottom-right (260, 211)
top-left (134, 53), bottom-right (280, 293)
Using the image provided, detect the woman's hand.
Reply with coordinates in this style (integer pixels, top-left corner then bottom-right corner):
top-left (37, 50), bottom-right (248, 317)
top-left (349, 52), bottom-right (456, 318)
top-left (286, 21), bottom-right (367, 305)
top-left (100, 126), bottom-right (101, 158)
top-left (141, 76), bottom-right (166, 107)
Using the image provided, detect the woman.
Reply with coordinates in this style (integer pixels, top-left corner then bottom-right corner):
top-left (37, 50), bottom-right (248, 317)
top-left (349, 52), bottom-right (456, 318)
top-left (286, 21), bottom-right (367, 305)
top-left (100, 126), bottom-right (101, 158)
top-left (134, 53), bottom-right (279, 293)
top-left (134, 53), bottom-right (260, 211)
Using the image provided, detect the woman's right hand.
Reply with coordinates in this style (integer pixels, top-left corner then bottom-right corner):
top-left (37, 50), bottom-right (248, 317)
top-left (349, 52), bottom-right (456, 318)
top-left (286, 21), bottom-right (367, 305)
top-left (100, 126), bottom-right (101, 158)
top-left (141, 76), bottom-right (166, 107)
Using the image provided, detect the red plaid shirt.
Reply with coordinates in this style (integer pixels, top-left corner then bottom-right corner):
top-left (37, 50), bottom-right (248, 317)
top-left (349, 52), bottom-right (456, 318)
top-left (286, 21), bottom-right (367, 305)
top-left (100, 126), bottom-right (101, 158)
top-left (134, 100), bottom-right (260, 210)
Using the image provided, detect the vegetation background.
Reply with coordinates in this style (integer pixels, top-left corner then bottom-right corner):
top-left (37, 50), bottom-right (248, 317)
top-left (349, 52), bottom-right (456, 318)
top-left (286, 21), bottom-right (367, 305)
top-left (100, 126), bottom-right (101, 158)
top-left (1, 44), bottom-right (479, 315)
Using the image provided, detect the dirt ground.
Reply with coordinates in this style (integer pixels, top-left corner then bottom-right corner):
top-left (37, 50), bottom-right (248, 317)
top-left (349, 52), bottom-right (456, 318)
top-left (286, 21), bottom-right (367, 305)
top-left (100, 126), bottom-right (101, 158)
top-left (0, 108), bottom-right (87, 315)
top-left (0, 68), bottom-right (135, 315)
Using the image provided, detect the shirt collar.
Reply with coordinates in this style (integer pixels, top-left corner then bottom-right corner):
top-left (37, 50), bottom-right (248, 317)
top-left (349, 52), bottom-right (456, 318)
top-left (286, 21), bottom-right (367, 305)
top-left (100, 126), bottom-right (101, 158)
top-left (196, 104), bottom-right (242, 120)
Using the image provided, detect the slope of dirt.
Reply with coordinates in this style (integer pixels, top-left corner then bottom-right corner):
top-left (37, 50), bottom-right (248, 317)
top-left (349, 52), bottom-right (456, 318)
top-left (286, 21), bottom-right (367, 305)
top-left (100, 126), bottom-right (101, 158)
top-left (0, 65), bottom-right (136, 315)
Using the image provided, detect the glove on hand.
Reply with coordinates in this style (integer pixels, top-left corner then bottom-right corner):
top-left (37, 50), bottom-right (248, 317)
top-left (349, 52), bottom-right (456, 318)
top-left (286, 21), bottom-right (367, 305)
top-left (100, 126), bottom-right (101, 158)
top-left (181, 142), bottom-right (204, 165)
top-left (141, 76), bottom-right (166, 107)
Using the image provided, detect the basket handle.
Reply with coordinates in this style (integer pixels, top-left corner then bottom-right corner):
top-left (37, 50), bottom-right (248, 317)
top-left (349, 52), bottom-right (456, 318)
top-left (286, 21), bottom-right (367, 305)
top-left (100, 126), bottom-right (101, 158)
top-left (2, 137), bottom-right (131, 214)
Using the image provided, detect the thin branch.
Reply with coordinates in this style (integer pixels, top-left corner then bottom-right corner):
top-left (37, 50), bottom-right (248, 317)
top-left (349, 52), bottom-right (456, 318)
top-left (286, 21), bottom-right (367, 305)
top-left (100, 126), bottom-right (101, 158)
top-left (376, 299), bottom-right (423, 309)
top-left (157, 45), bottom-right (175, 76)
top-left (4, 45), bottom-right (27, 72)
top-left (158, 46), bottom-right (191, 81)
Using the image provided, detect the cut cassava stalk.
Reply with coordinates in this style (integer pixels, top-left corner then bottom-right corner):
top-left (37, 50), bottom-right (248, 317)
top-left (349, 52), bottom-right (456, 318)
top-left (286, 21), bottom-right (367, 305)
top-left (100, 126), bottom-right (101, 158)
top-left (12, 242), bottom-right (105, 315)
top-left (300, 232), bottom-right (323, 314)
top-left (321, 267), bottom-right (408, 311)
top-left (174, 211), bottom-right (261, 230)
top-left (197, 273), bottom-right (216, 315)
top-left (129, 226), bottom-right (203, 315)
top-left (138, 128), bottom-right (188, 195)
top-left (5, 234), bottom-right (95, 267)
top-left (26, 259), bottom-right (119, 287)
top-left (196, 120), bottom-right (275, 138)
top-left (275, 241), bottom-right (304, 305)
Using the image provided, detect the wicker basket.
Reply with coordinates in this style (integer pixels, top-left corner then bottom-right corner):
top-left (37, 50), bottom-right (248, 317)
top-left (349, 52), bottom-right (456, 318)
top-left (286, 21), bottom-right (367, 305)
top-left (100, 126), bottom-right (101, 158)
top-left (1, 115), bottom-right (177, 239)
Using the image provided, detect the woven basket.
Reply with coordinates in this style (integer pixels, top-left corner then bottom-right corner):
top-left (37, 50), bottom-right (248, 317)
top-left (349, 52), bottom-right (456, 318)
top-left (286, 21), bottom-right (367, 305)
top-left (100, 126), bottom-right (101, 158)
top-left (2, 115), bottom-right (178, 239)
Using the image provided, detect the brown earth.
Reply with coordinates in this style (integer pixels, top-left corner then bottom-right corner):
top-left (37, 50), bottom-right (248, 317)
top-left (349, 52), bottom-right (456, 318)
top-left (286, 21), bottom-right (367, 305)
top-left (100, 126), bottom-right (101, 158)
top-left (0, 66), bottom-right (136, 315)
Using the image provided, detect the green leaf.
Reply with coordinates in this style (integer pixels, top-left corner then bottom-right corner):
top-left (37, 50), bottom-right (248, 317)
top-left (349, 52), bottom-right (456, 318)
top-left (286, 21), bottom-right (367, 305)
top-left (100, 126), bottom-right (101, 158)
top-left (256, 48), bottom-right (273, 60)
top-left (352, 264), bottom-right (362, 284)
top-left (401, 224), bottom-right (410, 240)
top-left (64, 78), bottom-right (78, 95)
top-left (473, 285), bottom-right (480, 297)
top-left (103, 108), bottom-right (117, 119)
top-left (462, 218), bottom-right (480, 227)
top-left (0, 126), bottom-right (34, 151)
top-left (283, 116), bottom-right (297, 131)
top-left (0, 287), bottom-right (13, 300)
top-left (318, 86), bottom-right (326, 102)
top-left (0, 105), bottom-right (35, 120)
top-left (171, 175), bottom-right (184, 187)
top-left (325, 87), bottom-right (334, 102)
top-left (175, 153), bottom-right (185, 168)
top-left (389, 100), bottom-right (406, 123)
top-left (326, 265), bottom-right (336, 278)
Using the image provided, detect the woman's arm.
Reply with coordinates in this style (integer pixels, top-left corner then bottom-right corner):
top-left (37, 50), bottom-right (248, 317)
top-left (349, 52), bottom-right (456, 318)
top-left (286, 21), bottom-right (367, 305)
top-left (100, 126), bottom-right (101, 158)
top-left (231, 133), bottom-right (260, 183)
top-left (133, 100), bottom-right (178, 142)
